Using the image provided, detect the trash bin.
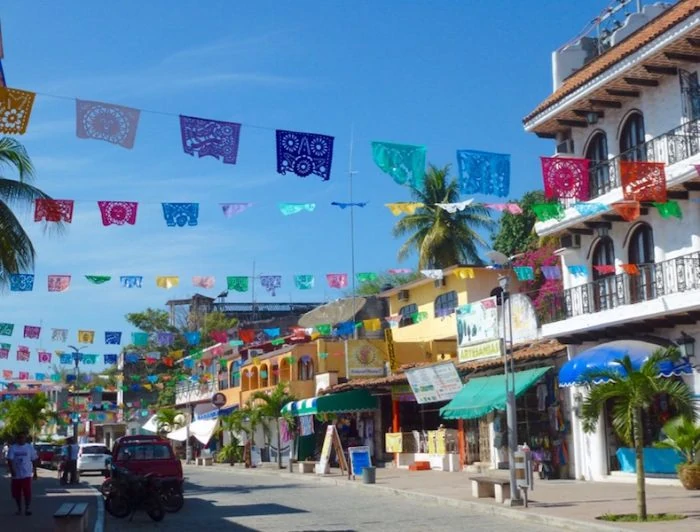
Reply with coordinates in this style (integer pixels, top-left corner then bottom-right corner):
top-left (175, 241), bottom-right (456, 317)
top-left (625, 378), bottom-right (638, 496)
top-left (362, 466), bottom-right (376, 484)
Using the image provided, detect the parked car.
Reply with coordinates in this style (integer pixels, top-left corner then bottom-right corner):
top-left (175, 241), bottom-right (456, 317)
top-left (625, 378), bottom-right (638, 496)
top-left (111, 435), bottom-right (182, 484)
top-left (35, 443), bottom-right (59, 469)
top-left (77, 443), bottom-right (112, 475)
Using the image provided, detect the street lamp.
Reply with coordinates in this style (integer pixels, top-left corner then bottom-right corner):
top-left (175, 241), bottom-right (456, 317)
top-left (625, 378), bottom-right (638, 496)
top-left (496, 274), bottom-right (521, 505)
top-left (67, 345), bottom-right (87, 440)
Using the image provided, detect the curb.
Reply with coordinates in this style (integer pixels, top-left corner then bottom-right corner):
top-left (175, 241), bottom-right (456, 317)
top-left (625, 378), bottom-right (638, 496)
top-left (190, 465), bottom-right (625, 532)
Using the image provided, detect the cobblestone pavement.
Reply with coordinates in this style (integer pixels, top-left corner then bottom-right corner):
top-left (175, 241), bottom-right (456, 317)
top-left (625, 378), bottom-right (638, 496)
top-left (86, 467), bottom-right (557, 532)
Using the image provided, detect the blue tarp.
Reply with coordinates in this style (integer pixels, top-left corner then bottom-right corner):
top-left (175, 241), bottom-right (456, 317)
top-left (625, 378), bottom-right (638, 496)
top-left (616, 448), bottom-right (684, 474)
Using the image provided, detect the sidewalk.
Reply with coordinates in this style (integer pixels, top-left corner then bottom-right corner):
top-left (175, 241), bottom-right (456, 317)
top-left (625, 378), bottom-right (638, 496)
top-left (189, 463), bottom-right (700, 532)
top-left (0, 468), bottom-right (100, 532)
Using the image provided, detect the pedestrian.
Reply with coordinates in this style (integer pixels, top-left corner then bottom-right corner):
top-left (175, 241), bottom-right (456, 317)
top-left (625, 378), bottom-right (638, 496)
top-left (60, 437), bottom-right (79, 485)
top-left (6, 431), bottom-right (38, 516)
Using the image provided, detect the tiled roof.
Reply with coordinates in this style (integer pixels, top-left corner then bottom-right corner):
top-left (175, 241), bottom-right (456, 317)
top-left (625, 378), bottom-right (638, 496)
top-left (523, 0), bottom-right (700, 124)
top-left (323, 340), bottom-right (566, 394)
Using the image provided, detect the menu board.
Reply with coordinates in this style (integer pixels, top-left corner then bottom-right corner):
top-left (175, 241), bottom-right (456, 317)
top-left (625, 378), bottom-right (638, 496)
top-left (405, 362), bottom-right (463, 404)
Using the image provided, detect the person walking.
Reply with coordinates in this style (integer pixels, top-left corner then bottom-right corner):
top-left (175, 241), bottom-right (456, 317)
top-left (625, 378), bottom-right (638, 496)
top-left (6, 432), bottom-right (38, 516)
top-left (60, 437), bottom-right (79, 485)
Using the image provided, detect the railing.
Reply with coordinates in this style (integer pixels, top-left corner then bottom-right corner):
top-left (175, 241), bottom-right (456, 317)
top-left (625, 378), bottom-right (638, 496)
top-left (587, 117), bottom-right (700, 199)
top-left (175, 380), bottom-right (219, 405)
top-left (531, 251), bottom-right (700, 325)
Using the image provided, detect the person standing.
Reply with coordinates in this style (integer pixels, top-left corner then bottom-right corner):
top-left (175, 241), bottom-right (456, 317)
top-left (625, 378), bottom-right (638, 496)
top-left (61, 437), bottom-right (79, 485)
top-left (6, 432), bottom-right (38, 516)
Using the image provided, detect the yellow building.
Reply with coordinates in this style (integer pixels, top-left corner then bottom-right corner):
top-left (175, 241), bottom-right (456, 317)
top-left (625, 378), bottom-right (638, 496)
top-left (380, 265), bottom-right (519, 358)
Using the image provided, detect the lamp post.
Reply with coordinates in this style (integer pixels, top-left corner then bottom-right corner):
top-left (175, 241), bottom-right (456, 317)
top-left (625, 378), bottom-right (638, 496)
top-left (496, 275), bottom-right (521, 505)
top-left (67, 345), bottom-right (87, 440)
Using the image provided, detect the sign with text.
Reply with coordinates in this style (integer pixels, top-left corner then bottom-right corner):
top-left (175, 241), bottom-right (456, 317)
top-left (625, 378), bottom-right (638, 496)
top-left (457, 296), bottom-right (501, 363)
top-left (317, 424), bottom-right (349, 477)
top-left (405, 361), bottom-right (463, 404)
top-left (348, 446), bottom-right (372, 478)
top-left (347, 339), bottom-right (386, 378)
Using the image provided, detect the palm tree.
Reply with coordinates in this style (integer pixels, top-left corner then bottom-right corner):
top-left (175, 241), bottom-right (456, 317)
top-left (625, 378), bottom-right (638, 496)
top-left (580, 347), bottom-right (695, 520)
top-left (251, 383), bottom-right (296, 469)
top-left (1, 393), bottom-right (55, 440)
top-left (217, 409), bottom-right (249, 465)
top-left (155, 407), bottom-right (184, 434)
top-left (392, 164), bottom-right (495, 269)
top-left (0, 137), bottom-right (61, 287)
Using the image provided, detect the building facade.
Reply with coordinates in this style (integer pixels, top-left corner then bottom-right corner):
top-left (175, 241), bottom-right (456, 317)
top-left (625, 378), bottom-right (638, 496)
top-left (525, 0), bottom-right (700, 481)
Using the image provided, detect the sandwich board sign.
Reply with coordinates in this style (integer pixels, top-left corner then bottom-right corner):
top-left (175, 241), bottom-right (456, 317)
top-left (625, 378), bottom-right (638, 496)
top-left (348, 446), bottom-right (372, 479)
top-left (317, 424), bottom-right (349, 478)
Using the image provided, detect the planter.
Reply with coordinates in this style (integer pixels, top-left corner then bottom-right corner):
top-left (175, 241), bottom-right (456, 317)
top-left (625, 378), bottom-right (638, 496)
top-left (678, 463), bottom-right (700, 490)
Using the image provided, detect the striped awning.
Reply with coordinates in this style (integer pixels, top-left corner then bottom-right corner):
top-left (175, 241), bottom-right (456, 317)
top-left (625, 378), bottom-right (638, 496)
top-left (281, 389), bottom-right (377, 416)
top-left (196, 405), bottom-right (238, 420)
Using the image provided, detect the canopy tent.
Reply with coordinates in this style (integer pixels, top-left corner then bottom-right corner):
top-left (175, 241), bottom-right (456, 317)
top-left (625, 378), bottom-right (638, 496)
top-left (440, 367), bottom-right (552, 420)
top-left (281, 389), bottom-right (378, 416)
top-left (558, 340), bottom-right (691, 387)
top-left (141, 414), bottom-right (159, 433)
top-left (167, 418), bottom-right (219, 445)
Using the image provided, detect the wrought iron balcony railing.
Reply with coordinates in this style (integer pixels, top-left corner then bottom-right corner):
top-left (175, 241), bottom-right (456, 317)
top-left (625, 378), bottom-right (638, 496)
top-left (587, 117), bottom-right (700, 200)
top-left (530, 251), bottom-right (700, 325)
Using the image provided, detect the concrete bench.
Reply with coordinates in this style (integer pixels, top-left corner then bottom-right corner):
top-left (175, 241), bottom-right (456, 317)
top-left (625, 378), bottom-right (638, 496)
top-left (54, 502), bottom-right (88, 532)
top-left (298, 461), bottom-right (317, 474)
top-left (196, 456), bottom-right (213, 466)
top-left (470, 476), bottom-right (511, 504)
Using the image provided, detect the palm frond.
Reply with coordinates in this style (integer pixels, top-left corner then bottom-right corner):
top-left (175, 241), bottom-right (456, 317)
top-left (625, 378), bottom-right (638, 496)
top-left (0, 201), bottom-right (36, 279)
top-left (0, 137), bottom-right (35, 182)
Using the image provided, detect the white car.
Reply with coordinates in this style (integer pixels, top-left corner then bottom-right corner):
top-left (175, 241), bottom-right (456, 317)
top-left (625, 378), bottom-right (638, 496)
top-left (77, 443), bottom-right (111, 475)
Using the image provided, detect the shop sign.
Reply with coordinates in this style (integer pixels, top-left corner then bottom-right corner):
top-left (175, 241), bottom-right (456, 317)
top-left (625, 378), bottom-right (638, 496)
top-left (385, 432), bottom-right (403, 453)
top-left (390, 384), bottom-right (415, 402)
top-left (405, 361), bottom-right (463, 404)
top-left (456, 296), bottom-right (501, 363)
top-left (458, 339), bottom-right (501, 363)
top-left (506, 294), bottom-right (539, 344)
top-left (347, 339), bottom-right (386, 378)
top-left (348, 446), bottom-right (372, 478)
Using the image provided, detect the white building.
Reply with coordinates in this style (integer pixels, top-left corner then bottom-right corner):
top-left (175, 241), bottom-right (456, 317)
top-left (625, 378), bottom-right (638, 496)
top-left (524, 0), bottom-right (700, 481)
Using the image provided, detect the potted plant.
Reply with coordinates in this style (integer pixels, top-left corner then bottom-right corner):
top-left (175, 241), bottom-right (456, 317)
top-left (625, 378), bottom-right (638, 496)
top-left (655, 416), bottom-right (700, 490)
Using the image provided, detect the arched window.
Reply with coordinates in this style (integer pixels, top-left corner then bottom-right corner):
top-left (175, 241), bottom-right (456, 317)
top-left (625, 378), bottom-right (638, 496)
top-left (259, 363), bottom-right (269, 388)
top-left (620, 113), bottom-right (646, 162)
top-left (628, 224), bottom-right (654, 265)
top-left (270, 364), bottom-right (279, 386)
top-left (297, 356), bottom-right (315, 381)
top-left (241, 370), bottom-right (250, 392)
top-left (249, 366), bottom-right (259, 390)
top-left (434, 291), bottom-right (458, 317)
top-left (591, 237), bottom-right (616, 311)
top-left (586, 131), bottom-right (610, 197)
top-left (279, 358), bottom-right (292, 382)
top-left (628, 224), bottom-right (655, 303)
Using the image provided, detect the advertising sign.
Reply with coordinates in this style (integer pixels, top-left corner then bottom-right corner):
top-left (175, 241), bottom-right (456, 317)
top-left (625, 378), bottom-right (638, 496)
top-left (405, 361), bottom-right (463, 404)
top-left (347, 339), bottom-right (386, 378)
top-left (456, 296), bottom-right (501, 362)
top-left (348, 446), bottom-right (372, 478)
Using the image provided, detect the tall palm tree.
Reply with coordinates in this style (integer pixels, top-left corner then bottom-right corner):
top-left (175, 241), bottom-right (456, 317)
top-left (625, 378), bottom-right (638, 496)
top-left (251, 383), bottom-right (296, 469)
top-left (392, 164), bottom-right (494, 268)
top-left (0, 137), bottom-right (61, 286)
top-left (580, 347), bottom-right (695, 521)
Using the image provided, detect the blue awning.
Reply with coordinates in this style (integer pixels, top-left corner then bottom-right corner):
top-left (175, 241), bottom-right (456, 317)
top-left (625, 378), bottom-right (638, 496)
top-left (196, 405), bottom-right (238, 420)
top-left (559, 340), bottom-right (691, 387)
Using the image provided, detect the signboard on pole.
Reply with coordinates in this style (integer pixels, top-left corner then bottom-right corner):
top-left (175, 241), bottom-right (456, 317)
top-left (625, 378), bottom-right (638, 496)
top-left (405, 361), bottom-right (463, 404)
top-left (456, 297), bottom-right (501, 362)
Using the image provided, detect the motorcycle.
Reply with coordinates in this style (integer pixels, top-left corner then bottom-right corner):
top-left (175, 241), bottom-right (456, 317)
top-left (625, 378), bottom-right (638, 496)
top-left (101, 457), bottom-right (183, 514)
top-left (103, 464), bottom-right (165, 522)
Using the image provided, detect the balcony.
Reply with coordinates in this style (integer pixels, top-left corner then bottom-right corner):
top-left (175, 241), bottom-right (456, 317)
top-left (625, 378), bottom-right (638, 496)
top-left (175, 381), bottom-right (219, 406)
top-left (534, 251), bottom-right (700, 332)
top-left (588, 117), bottom-right (700, 200)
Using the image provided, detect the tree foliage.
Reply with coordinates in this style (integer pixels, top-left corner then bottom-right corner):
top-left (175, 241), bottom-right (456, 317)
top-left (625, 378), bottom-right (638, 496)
top-left (0, 137), bottom-right (64, 287)
top-left (251, 383), bottom-right (297, 468)
top-left (491, 190), bottom-right (544, 257)
top-left (200, 311), bottom-right (238, 348)
top-left (0, 393), bottom-right (54, 440)
top-left (353, 271), bottom-right (422, 296)
top-left (580, 348), bottom-right (695, 520)
top-left (392, 164), bottom-right (495, 268)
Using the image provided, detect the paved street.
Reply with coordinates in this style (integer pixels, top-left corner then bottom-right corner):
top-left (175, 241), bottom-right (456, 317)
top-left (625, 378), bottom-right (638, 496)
top-left (82, 467), bottom-right (556, 532)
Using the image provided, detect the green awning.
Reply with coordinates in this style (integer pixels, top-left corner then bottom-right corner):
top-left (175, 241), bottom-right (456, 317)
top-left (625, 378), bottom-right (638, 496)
top-left (440, 366), bottom-right (552, 420)
top-left (281, 389), bottom-right (378, 416)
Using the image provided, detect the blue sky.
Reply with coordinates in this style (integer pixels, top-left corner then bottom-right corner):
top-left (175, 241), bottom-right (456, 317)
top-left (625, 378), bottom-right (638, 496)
top-left (0, 0), bottom-right (617, 376)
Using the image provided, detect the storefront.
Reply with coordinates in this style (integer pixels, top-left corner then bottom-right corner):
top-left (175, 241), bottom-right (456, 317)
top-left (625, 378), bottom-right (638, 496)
top-left (281, 389), bottom-right (379, 463)
top-left (441, 365), bottom-right (570, 478)
top-left (561, 340), bottom-right (693, 480)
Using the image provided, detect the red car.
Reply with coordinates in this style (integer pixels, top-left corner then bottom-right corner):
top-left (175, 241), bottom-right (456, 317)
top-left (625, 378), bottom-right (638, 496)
top-left (35, 443), bottom-right (59, 469)
top-left (109, 435), bottom-right (184, 511)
